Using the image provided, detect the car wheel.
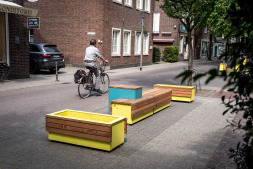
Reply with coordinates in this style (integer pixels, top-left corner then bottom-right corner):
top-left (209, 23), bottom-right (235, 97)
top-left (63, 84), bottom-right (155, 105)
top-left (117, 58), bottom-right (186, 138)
top-left (49, 68), bottom-right (60, 73)
top-left (30, 60), bottom-right (38, 74)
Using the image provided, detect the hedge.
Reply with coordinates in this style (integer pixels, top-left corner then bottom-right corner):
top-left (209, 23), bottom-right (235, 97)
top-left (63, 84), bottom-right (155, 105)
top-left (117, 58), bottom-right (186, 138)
top-left (163, 46), bottom-right (179, 62)
top-left (153, 47), bottom-right (161, 63)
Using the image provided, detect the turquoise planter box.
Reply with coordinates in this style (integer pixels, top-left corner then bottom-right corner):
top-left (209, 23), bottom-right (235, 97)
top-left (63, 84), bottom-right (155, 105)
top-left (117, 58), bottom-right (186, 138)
top-left (108, 85), bottom-right (142, 114)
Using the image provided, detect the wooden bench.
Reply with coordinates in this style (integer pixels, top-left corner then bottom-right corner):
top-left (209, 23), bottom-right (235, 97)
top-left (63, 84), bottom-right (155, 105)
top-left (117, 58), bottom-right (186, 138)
top-left (46, 109), bottom-right (127, 151)
top-left (154, 84), bottom-right (195, 102)
top-left (110, 88), bottom-right (172, 124)
top-left (108, 85), bottom-right (142, 114)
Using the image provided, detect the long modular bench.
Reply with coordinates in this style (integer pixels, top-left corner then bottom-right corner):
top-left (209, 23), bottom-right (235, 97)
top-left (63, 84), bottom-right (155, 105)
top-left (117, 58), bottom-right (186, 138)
top-left (110, 88), bottom-right (172, 124)
top-left (154, 84), bottom-right (196, 102)
top-left (46, 109), bottom-right (127, 151)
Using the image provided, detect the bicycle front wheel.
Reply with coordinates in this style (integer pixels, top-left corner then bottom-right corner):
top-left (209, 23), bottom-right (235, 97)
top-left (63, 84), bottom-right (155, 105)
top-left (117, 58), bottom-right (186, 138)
top-left (78, 82), bottom-right (91, 98)
top-left (100, 73), bottom-right (110, 93)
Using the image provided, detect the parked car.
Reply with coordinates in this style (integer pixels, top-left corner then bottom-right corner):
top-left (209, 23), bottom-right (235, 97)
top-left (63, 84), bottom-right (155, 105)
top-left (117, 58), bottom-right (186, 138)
top-left (29, 43), bottom-right (65, 73)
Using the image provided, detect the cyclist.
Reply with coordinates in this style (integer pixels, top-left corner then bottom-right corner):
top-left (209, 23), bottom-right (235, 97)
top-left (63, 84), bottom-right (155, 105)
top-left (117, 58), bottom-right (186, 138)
top-left (84, 39), bottom-right (108, 94)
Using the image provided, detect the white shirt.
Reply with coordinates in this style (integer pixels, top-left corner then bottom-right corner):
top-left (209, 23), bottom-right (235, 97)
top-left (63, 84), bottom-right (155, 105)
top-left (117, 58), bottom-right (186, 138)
top-left (84, 45), bottom-right (102, 61)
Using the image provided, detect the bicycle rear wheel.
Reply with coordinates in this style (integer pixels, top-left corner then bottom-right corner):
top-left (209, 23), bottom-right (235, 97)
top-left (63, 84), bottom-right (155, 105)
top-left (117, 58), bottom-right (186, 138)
top-left (78, 80), bottom-right (91, 98)
top-left (100, 73), bottom-right (110, 93)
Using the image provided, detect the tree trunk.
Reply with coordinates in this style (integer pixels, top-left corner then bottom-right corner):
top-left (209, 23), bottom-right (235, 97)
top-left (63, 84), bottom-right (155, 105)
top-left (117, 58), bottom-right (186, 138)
top-left (208, 34), bottom-right (213, 61)
top-left (187, 30), bottom-right (193, 86)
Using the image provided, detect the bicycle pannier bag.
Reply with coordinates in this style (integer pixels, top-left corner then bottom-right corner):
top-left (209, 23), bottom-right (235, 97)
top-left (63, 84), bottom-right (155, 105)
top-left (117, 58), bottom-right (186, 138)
top-left (74, 69), bottom-right (86, 84)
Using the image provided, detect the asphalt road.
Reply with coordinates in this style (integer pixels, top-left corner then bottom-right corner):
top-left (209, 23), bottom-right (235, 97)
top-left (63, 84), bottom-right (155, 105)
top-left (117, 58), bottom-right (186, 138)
top-left (0, 61), bottom-right (232, 169)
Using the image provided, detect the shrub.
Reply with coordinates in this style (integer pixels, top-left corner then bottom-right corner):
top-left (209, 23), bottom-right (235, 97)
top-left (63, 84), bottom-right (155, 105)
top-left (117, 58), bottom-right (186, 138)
top-left (163, 46), bottom-right (179, 62)
top-left (153, 47), bottom-right (161, 63)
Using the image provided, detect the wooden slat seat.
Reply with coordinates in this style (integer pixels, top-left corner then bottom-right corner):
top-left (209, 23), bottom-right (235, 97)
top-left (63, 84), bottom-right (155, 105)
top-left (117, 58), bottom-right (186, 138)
top-left (154, 84), bottom-right (196, 102)
top-left (111, 88), bottom-right (172, 124)
top-left (46, 115), bottom-right (113, 143)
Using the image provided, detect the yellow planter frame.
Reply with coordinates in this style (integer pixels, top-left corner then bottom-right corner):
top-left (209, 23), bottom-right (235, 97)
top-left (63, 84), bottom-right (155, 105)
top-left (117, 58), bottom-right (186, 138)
top-left (46, 109), bottom-right (126, 151)
top-left (154, 84), bottom-right (195, 102)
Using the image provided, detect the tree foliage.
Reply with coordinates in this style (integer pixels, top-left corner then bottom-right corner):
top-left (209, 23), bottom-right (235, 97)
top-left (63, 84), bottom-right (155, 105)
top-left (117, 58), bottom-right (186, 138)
top-left (207, 0), bottom-right (238, 37)
top-left (161, 0), bottom-right (214, 85)
top-left (177, 0), bottom-right (253, 168)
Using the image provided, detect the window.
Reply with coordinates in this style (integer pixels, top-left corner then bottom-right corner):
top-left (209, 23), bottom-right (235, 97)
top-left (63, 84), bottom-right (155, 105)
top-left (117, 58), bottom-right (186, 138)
top-left (113, 0), bottom-right (122, 4)
top-left (112, 28), bottom-right (121, 56)
top-left (29, 29), bottom-right (34, 43)
top-left (143, 33), bottom-right (149, 55)
top-left (135, 31), bottom-right (141, 55)
top-left (125, 0), bottom-right (132, 6)
top-left (144, 0), bottom-right (150, 12)
top-left (30, 45), bottom-right (40, 52)
top-left (153, 13), bottom-right (160, 33)
top-left (204, 26), bottom-right (209, 33)
top-left (43, 45), bottom-right (60, 52)
top-left (123, 30), bottom-right (131, 55)
top-left (136, 0), bottom-right (143, 10)
top-left (201, 41), bottom-right (210, 56)
top-left (0, 12), bottom-right (9, 65)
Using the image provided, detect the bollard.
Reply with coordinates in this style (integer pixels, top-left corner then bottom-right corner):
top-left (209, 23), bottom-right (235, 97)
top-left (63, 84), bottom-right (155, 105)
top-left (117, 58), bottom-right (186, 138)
top-left (55, 61), bottom-right (59, 82)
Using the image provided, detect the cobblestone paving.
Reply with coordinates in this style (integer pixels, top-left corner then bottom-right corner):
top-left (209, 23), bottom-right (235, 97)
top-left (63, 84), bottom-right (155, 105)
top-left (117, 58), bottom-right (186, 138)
top-left (205, 113), bottom-right (244, 169)
top-left (0, 95), bottom-right (234, 169)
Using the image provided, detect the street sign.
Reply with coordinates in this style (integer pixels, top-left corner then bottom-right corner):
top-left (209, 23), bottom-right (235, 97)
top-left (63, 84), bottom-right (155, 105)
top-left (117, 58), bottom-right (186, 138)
top-left (180, 25), bottom-right (186, 32)
top-left (27, 17), bottom-right (40, 29)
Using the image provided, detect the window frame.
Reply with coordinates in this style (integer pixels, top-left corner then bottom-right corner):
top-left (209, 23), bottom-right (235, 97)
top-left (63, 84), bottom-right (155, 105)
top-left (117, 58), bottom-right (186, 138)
top-left (111, 28), bottom-right (122, 57)
top-left (153, 13), bottom-right (160, 33)
top-left (112, 0), bottom-right (122, 4)
top-left (134, 31), bottom-right (141, 55)
top-left (123, 29), bottom-right (131, 56)
top-left (124, 0), bottom-right (132, 7)
top-left (143, 33), bottom-right (149, 55)
top-left (136, 0), bottom-right (143, 10)
top-left (144, 0), bottom-right (151, 13)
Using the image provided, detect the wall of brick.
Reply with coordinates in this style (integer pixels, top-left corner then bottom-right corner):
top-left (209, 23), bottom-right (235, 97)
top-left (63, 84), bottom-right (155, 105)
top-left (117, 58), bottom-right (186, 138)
top-left (103, 0), bottom-right (155, 68)
top-left (24, 0), bottom-right (105, 66)
top-left (153, 0), bottom-right (180, 57)
top-left (8, 0), bottom-right (30, 79)
top-left (24, 0), bottom-right (155, 68)
top-left (153, 0), bottom-right (194, 59)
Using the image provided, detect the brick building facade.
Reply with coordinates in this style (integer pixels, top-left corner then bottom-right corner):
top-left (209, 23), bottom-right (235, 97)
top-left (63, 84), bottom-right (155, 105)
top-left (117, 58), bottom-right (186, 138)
top-left (194, 27), bottom-right (225, 60)
top-left (24, 0), bottom-right (155, 69)
top-left (0, 0), bottom-right (37, 79)
top-left (153, 0), bottom-right (194, 60)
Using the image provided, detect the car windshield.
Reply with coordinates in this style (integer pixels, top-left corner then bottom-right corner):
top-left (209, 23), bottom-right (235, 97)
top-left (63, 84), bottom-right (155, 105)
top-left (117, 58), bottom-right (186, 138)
top-left (43, 45), bottom-right (60, 52)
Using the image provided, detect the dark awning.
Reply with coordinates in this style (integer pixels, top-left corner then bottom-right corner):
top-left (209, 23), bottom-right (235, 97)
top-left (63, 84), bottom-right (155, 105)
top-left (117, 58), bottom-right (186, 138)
top-left (153, 39), bottom-right (174, 43)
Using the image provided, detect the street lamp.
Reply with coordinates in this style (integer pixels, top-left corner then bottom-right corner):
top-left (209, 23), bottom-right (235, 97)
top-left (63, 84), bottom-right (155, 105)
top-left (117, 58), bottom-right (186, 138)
top-left (140, 10), bottom-right (146, 71)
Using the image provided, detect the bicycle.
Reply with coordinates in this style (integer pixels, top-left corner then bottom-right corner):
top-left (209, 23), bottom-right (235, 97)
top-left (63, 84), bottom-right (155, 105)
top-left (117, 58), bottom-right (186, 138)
top-left (78, 59), bottom-right (110, 98)
top-left (0, 63), bottom-right (10, 83)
